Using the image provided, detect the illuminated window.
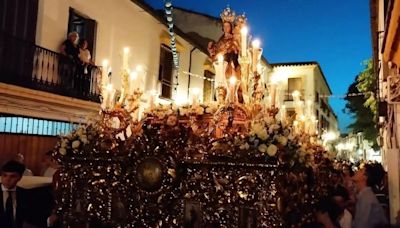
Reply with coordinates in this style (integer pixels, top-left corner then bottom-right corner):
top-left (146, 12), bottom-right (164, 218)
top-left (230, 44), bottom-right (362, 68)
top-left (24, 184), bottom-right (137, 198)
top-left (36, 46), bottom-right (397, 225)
top-left (0, 115), bottom-right (78, 136)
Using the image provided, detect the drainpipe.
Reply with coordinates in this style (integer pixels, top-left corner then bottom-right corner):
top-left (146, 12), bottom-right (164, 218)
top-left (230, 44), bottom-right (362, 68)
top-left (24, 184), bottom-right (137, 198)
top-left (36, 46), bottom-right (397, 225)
top-left (187, 47), bottom-right (197, 98)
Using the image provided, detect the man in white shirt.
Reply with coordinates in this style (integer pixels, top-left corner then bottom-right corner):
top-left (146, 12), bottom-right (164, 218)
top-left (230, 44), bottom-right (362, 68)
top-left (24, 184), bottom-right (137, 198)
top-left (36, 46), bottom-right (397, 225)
top-left (352, 163), bottom-right (388, 228)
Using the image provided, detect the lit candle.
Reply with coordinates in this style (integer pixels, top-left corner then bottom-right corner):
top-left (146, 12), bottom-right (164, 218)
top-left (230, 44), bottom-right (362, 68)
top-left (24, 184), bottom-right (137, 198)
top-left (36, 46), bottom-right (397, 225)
top-left (306, 100), bottom-right (313, 117)
top-left (135, 65), bottom-right (144, 91)
top-left (123, 47), bottom-right (130, 69)
top-left (191, 88), bottom-right (200, 107)
top-left (280, 105), bottom-right (286, 122)
top-left (109, 89), bottom-right (116, 109)
top-left (129, 70), bottom-right (138, 94)
top-left (270, 84), bottom-right (276, 108)
top-left (214, 54), bottom-right (225, 89)
top-left (102, 59), bottom-right (109, 89)
top-left (148, 90), bottom-right (157, 109)
top-left (240, 27), bottom-right (248, 57)
top-left (252, 39), bottom-right (261, 73)
top-left (293, 120), bottom-right (299, 134)
top-left (252, 39), bottom-right (260, 49)
top-left (229, 76), bottom-right (237, 103)
top-left (217, 54), bottom-right (224, 63)
top-left (106, 84), bottom-right (114, 109)
top-left (270, 74), bottom-right (279, 108)
top-left (310, 115), bottom-right (316, 135)
top-left (256, 63), bottom-right (263, 75)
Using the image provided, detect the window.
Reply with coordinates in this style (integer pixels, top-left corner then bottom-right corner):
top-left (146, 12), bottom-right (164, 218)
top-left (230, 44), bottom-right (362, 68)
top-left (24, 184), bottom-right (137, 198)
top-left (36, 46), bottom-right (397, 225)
top-left (158, 45), bottom-right (174, 99)
top-left (286, 109), bottom-right (296, 122)
top-left (68, 8), bottom-right (97, 60)
top-left (288, 78), bottom-right (302, 92)
top-left (315, 92), bottom-right (319, 103)
top-left (203, 70), bottom-right (215, 102)
top-left (285, 77), bottom-right (303, 101)
top-left (0, 115), bottom-right (78, 136)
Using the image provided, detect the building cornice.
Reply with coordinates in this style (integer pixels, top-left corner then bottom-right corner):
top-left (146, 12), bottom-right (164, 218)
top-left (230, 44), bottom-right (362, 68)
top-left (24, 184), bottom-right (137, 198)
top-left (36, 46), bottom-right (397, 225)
top-left (270, 61), bottom-right (332, 95)
top-left (0, 83), bottom-right (99, 123)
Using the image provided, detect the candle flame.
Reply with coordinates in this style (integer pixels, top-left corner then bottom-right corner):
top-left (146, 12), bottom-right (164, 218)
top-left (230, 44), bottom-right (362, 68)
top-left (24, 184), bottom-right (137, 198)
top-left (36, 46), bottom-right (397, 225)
top-left (102, 59), bottom-right (109, 67)
top-left (252, 39), bottom-right (260, 48)
top-left (136, 65), bottom-right (143, 72)
top-left (292, 90), bottom-right (300, 97)
top-left (106, 84), bottom-right (113, 92)
top-left (150, 89), bottom-right (157, 95)
top-left (229, 76), bottom-right (237, 85)
top-left (240, 26), bottom-right (248, 35)
top-left (130, 71), bottom-right (138, 80)
top-left (217, 54), bottom-right (224, 63)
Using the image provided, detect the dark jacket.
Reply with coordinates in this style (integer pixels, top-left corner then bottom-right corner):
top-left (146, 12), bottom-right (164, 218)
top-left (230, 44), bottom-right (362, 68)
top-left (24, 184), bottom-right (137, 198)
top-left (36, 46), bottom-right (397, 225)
top-left (0, 187), bottom-right (29, 228)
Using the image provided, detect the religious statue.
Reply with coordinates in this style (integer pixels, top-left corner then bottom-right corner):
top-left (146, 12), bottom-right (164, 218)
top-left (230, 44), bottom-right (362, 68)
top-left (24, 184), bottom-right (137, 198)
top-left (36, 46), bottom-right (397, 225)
top-left (208, 7), bottom-right (241, 80)
top-left (208, 7), bottom-right (250, 103)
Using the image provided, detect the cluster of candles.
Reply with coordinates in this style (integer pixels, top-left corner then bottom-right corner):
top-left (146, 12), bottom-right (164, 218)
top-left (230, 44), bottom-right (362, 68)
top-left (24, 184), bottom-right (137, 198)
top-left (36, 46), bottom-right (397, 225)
top-left (291, 91), bottom-right (318, 135)
top-left (212, 25), bottom-right (271, 106)
top-left (100, 48), bottom-right (145, 110)
top-left (98, 35), bottom-right (317, 137)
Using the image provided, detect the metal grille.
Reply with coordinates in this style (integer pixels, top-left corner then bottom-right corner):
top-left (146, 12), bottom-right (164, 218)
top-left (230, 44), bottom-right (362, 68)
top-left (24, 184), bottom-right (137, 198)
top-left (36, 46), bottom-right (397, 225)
top-left (0, 115), bottom-right (78, 136)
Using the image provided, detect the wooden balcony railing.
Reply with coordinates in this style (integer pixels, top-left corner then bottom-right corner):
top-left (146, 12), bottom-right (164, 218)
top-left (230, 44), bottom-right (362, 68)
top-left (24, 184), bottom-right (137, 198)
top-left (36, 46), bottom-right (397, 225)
top-left (0, 31), bottom-right (100, 102)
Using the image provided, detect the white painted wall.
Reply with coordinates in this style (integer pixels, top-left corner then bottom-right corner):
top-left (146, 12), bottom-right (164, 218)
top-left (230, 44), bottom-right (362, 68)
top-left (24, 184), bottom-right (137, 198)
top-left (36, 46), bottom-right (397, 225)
top-left (273, 64), bottom-right (339, 135)
top-left (36, 0), bottom-right (209, 103)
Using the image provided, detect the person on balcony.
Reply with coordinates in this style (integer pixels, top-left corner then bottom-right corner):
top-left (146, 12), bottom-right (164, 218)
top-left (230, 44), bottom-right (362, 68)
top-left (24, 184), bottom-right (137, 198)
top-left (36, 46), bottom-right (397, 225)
top-left (78, 39), bottom-right (96, 95)
top-left (59, 32), bottom-right (79, 90)
top-left (60, 32), bottom-right (79, 63)
top-left (78, 39), bottom-right (94, 74)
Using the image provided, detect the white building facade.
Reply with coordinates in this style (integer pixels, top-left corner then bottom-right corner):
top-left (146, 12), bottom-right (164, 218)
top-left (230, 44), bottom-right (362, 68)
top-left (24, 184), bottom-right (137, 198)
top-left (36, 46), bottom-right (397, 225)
top-left (270, 62), bottom-right (339, 136)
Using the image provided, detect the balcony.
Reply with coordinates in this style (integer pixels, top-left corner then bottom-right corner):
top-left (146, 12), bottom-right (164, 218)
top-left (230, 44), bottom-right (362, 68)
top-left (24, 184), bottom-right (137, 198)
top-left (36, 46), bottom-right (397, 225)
top-left (283, 89), bottom-right (305, 101)
top-left (0, 31), bottom-right (100, 102)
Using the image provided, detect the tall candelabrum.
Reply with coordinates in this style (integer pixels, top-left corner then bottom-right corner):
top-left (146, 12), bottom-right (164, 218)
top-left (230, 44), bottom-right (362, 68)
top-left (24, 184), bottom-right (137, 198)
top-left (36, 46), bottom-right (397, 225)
top-left (99, 48), bottom-right (144, 121)
top-left (213, 54), bottom-right (228, 104)
top-left (238, 54), bottom-right (251, 104)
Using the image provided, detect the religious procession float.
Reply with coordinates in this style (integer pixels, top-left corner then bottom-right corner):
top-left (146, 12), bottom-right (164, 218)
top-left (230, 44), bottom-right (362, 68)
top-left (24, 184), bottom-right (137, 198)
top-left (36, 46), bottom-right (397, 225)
top-left (52, 6), bottom-right (334, 228)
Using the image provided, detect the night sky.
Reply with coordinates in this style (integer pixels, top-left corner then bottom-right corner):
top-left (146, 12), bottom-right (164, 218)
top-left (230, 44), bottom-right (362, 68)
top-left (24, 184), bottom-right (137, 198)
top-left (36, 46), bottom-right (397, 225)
top-left (144, 0), bottom-right (372, 132)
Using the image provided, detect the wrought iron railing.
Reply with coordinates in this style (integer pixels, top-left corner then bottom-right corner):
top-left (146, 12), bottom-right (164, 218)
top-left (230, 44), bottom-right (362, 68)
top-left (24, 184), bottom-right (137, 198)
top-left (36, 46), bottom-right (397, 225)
top-left (0, 31), bottom-right (100, 102)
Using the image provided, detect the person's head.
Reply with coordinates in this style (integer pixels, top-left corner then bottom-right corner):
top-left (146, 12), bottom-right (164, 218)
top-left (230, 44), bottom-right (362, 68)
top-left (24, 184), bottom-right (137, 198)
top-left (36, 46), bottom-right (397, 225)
top-left (352, 163), bottom-right (380, 192)
top-left (68, 32), bottom-right (79, 44)
top-left (342, 164), bottom-right (354, 177)
top-left (222, 22), bottom-right (233, 34)
top-left (1, 160), bottom-right (25, 189)
top-left (332, 186), bottom-right (349, 209)
top-left (79, 39), bottom-right (88, 49)
top-left (315, 197), bottom-right (341, 226)
top-left (14, 153), bottom-right (25, 163)
top-left (330, 169), bottom-right (341, 185)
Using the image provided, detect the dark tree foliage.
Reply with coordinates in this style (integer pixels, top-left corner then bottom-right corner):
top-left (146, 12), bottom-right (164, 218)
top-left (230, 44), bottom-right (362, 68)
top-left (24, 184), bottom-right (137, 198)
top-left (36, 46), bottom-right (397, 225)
top-left (344, 76), bottom-right (378, 149)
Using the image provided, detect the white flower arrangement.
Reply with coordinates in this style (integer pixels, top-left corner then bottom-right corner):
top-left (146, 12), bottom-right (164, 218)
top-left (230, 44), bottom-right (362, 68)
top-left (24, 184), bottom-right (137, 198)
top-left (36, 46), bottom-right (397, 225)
top-left (56, 124), bottom-right (92, 156)
top-left (266, 144), bottom-right (278, 157)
